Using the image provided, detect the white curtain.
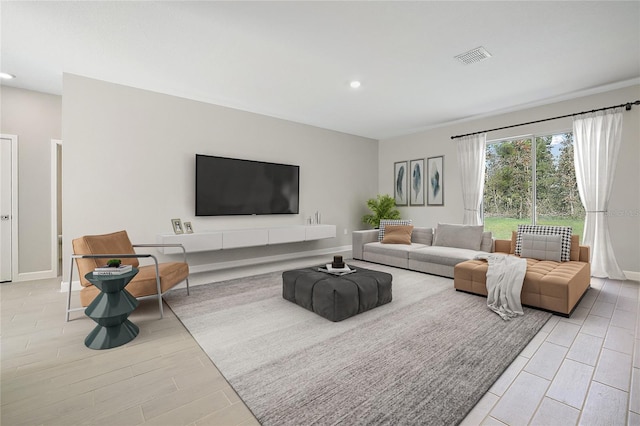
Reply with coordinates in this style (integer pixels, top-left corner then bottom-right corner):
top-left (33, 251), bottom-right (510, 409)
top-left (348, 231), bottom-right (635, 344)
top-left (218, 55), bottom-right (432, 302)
top-left (573, 108), bottom-right (626, 280)
top-left (457, 133), bottom-right (487, 225)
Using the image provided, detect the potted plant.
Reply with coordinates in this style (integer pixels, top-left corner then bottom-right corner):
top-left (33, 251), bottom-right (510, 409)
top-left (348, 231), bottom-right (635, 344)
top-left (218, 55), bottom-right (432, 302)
top-left (362, 194), bottom-right (401, 228)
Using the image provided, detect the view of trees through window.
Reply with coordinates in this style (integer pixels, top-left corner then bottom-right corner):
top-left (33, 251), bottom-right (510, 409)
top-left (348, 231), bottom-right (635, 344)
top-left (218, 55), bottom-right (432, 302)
top-left (483, 133), bottom-right (585, 240)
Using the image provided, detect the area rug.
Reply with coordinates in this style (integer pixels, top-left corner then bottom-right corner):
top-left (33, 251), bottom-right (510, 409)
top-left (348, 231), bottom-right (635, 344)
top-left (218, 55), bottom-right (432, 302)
top-left (164, 261), bottom-right (551, 425)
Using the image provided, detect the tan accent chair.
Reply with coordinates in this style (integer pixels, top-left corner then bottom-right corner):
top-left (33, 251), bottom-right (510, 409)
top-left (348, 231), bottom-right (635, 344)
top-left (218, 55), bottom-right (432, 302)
top-left (66, 230), bottom-right (189, 321)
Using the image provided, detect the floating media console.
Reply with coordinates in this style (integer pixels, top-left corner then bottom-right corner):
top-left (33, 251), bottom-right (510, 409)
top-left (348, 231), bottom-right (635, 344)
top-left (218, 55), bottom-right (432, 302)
top-left (156, 224), bottom-right (336, 254)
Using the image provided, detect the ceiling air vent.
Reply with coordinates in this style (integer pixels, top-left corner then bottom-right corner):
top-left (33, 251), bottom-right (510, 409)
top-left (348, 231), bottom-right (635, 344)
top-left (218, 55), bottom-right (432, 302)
top-left (454, 46), bottom-right (492, 65)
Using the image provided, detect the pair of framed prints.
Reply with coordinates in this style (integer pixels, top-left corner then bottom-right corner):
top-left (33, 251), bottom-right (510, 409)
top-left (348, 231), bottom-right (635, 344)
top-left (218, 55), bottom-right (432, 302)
top-left (171, 218), bottom-right (193, 234)
top-left (394, 156), bottom-right (444, 207)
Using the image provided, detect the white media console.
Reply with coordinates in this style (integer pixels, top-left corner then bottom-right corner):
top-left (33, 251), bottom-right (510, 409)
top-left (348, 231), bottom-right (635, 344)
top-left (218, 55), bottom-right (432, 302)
top-left (156, 224), bottom-right (336, 254)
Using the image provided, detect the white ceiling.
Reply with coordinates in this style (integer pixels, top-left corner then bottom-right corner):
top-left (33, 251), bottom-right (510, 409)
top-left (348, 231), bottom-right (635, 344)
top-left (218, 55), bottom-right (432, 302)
top-left (2, 1), bottom-right (639, 139)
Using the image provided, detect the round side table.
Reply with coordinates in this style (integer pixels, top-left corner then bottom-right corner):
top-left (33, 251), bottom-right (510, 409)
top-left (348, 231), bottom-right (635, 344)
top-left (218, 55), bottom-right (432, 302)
top-left (84, 268), bottom-right (140, 350)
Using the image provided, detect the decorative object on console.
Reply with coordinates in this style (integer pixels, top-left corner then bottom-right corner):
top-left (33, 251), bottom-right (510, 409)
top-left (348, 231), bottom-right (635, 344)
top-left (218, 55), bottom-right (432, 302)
top-left (427, 155), bottom-right (444, 206)
top-left (184, 222), bottom-right (193, 234)
top-left (394, 161), bottom-right (408, 206)
top-left (361, 194), bottom-right (401, 229)
top-left (171, 218), bottom-right (184, 234)
top-left (409, 158), bottom-right (424, 206)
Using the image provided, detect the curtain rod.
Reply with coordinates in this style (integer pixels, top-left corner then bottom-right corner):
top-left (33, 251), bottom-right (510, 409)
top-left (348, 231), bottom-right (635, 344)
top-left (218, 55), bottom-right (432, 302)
top-left (450, 100), bottom-right (640, 140)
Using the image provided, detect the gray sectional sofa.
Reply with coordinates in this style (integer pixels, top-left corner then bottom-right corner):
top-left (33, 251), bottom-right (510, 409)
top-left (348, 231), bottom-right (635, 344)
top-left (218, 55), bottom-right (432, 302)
top-left (352, 223), bottom-right (493, 278)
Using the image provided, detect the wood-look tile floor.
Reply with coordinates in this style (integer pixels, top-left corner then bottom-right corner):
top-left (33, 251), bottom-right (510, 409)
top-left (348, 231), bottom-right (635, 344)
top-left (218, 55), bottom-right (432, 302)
top-left (2, 271), bottom-right (638, 425)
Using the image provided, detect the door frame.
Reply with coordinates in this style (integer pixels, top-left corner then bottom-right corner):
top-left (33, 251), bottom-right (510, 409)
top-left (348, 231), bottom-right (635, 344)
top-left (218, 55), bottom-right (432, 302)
top-left (1, 134), bottom-right (18, 282)
top-left (51, 139), bottom-right (62, 277)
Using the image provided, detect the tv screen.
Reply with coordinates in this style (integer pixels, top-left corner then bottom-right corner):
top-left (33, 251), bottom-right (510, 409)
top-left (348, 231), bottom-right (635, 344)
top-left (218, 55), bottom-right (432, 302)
top-left (196, 154), bottom-right (300, 216)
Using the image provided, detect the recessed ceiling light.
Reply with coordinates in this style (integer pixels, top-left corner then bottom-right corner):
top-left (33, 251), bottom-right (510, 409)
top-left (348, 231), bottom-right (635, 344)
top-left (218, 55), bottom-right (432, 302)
top-left (350, 81), bottom-right (361, 89)
top-left (0, 72), bottom-right (16, 80)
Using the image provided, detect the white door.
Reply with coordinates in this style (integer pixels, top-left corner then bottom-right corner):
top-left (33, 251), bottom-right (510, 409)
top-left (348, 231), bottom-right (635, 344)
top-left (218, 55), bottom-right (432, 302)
top-left (0, 137), bottom-right (13, 282)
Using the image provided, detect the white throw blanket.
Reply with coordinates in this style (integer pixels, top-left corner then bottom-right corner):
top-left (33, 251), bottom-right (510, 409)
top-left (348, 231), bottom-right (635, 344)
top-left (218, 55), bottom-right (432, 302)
top-left (474, 253), bottom-right (527, 320)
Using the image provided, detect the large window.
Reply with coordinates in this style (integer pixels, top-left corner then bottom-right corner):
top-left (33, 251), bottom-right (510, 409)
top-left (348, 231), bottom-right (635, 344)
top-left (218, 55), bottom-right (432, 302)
top-left (483, 132), bottom-right (585, 240)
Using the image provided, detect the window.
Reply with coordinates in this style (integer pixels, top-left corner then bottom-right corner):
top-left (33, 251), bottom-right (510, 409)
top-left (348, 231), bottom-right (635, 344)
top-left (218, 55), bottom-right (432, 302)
top-left (483, 132), bottom-right (585, 240)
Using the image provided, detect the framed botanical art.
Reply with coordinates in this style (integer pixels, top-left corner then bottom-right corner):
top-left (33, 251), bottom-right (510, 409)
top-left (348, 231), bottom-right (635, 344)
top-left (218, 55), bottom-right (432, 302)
top-left (409, 158), bottom-right (425, 206)
top-left (427, 156), bottom-right (444, 206)
top-left (394, 161), bottom-right (408, 206)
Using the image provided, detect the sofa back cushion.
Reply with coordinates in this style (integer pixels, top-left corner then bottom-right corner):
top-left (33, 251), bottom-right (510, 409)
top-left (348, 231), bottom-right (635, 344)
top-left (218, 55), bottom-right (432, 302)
top-left (433, 223), bottom-right (484, 251)
top-left (381, 225), bottom-right (414, 245)
top-left (515, 224), bottom-right (572, 262)
top-left (378, 219), bottom-right (412, 241)
top-left (520, 233), bottom-right (562, 262)
top-left (480, 231), bottom-right (493, 252)
top-left (411, 227), bottom-right (433, 245)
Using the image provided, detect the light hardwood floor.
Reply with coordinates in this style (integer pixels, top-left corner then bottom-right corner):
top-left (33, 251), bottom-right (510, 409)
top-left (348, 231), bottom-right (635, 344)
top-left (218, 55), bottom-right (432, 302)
top-left (1, 266), bottom-right (638, 425)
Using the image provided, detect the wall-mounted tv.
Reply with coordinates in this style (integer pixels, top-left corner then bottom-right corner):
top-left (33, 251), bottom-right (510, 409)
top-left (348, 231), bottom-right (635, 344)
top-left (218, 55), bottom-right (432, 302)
top-left (196, 154), bottom-right (300, 216)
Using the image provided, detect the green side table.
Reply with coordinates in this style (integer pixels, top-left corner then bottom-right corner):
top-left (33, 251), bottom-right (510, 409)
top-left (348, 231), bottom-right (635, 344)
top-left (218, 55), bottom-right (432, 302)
top-left (84, 268), bottom-right (140, 350)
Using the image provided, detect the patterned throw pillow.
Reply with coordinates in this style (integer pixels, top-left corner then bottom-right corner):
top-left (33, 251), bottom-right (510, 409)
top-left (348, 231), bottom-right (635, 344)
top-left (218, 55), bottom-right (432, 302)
top-left (515, 225), bottom-right (572, 262)
top-left (378, 219), bottom-right (412, 242)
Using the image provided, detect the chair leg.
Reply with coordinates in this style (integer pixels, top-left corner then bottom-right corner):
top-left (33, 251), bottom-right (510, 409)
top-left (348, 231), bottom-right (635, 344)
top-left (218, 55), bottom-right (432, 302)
top-left (186, 277), bottom-right (190, 296)
top-left (66, 256), bottom-right (75, 322)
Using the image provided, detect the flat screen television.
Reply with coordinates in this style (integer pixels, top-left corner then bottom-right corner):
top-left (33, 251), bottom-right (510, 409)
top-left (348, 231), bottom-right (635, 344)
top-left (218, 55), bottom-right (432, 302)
top-left (196, 154), bottom-right (300, 216)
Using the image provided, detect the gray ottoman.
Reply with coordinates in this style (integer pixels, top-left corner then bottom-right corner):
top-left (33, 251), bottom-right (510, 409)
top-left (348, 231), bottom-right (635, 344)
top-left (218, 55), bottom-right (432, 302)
top-left (282, 266), bottom-right (392, 322)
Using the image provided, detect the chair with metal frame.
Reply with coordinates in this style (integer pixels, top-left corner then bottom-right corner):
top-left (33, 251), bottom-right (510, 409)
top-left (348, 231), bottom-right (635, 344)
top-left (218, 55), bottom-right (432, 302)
top-left (66, 230), bottom-right (190, 322)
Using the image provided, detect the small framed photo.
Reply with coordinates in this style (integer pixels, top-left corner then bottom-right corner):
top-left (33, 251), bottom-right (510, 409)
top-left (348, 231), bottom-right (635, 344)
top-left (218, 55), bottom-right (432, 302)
top-left (427, 156), bottom-right (444, 206)
top-left (394, 161), bottom-right (408, 206)
top-left (171, 218), bottom-right (184, 234)
top-left (409, 159), bottom-right (425, 206)
top-left (184, 221), bottom-right (194, 234)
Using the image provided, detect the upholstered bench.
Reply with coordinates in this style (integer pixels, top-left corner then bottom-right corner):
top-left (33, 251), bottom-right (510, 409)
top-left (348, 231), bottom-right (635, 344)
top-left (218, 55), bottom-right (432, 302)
top-left (454, 235), bottom-right (591, 316)
top-left (282, 266), bottom-right (392, 322)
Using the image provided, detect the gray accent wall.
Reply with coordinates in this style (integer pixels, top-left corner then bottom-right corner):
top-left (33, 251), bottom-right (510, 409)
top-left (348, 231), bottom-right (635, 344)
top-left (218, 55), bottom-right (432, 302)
top-left (61, 74), bottom-right (378, 282)
top-left (380, 85), bottom-right (640, 275)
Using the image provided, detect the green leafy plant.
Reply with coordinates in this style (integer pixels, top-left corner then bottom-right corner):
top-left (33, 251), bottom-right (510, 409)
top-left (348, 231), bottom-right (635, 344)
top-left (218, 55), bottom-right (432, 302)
top-left (362, 194), bottom-right (401, 228)
top-left (107, 259), bottom-right (122, 268)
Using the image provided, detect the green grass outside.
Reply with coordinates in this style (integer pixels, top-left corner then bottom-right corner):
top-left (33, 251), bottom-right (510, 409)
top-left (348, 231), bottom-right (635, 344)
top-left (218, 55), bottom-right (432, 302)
top-left (484, 217), bottom-right (585, 242)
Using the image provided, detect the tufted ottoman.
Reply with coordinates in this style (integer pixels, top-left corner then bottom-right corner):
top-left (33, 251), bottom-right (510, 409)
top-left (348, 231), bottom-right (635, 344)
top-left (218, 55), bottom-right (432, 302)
top-left (282, 266), bottom-right (392, 322)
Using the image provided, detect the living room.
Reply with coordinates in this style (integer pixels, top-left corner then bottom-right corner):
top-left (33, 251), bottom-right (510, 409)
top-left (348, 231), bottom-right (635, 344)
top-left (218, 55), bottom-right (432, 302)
top-left (1, 1), bottom-right (639, 425)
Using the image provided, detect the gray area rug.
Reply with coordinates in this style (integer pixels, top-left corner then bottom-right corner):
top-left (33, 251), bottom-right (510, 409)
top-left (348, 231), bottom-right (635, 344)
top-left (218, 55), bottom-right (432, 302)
top-left (164, 261), bottom-right (551, 425)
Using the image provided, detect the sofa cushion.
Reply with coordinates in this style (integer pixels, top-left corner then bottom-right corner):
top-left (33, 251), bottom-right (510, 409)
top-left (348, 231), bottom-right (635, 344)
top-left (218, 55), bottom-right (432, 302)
top-left (434, 223), bottom-right (484, 251)
top-left (411, 227), bottom-right (433, 245)
top-left (520, 233), bottom-right (562, 262)
top-left (515, 225), bottom-right (572, 261)
top-left (381, 225), bottom-right (414, 244)
top-left (378, 219), bottom-right (412, 241)
top-left (409, 246), bottom-right (482, 267)
top-left (364, 242), bottom-right (427, 260)
top-left (480, 231), bottom-right (493, 252)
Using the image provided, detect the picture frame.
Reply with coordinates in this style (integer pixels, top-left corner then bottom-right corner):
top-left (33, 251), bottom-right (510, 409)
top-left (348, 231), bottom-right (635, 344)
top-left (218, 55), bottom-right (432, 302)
top-left (393, 161), bottom-right (408, 206)
top-left (184, 221), bottom-right (194, 234)
top-left (409, 159), bottom-right (425, 206)
top-left (427, 156), bottom-right (444, 206)
top-left (171, 218), bottom-right (184, 234)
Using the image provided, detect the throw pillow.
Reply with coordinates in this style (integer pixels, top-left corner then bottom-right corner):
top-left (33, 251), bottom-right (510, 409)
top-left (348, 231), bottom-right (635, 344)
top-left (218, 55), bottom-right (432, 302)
top-left (520, 233), bottom-right (562, 262)
top-left (515, 225), bottom-right (572, 262)
top-left (433, 223), bottom-right (484, 251)
top-left (378, 219), bottom-right (412, 242)
top-left (381, 225), bottom-right (414, 245)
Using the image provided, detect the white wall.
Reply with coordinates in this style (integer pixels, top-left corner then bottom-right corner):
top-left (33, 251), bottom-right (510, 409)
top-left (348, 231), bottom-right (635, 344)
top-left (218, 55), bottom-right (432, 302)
top-left (61, 74), bottom-right (378, 281)
top-left (0, 86), bottom-right (61, 278)
top-left (380, 84), bottom-right (640, 275)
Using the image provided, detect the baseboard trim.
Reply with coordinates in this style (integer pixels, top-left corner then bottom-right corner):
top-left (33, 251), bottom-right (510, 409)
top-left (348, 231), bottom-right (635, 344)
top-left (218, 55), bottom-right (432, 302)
top-left (61, 245), bottom-right (353, 292)
top-left (15, 269), bottom-right (56, 282)
top-left (624, 270), bottom-right (640, 282)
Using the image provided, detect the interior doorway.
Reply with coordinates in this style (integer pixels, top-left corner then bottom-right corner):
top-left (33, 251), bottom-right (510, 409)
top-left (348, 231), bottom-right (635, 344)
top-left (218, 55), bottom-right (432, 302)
top-left (1, 134), bottom-right (18, 283)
